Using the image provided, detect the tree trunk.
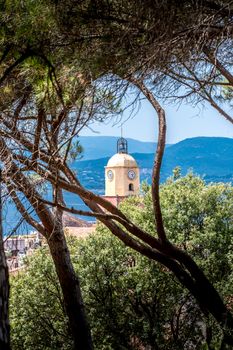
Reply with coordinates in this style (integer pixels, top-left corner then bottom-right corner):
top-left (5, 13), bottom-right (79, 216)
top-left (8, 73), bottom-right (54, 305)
top-left (0, 240), bottom-right (10, 350)
top-left (0, 169), bottom-right (10, 350)
top-left (166, 244), bottom-right (233, 344)
top-left (47, 226), bottom-right (93, 350)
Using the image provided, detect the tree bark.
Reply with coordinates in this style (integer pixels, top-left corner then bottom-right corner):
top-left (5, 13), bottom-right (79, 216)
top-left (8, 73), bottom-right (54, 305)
top-left (0, 244), bottom-right (10, 350)
top-left (47, 224), bottom-right (93, 350)
top-left (165, 243), bottom-right (233, 344)
top-left (0, 170), bottom-right (10, 350)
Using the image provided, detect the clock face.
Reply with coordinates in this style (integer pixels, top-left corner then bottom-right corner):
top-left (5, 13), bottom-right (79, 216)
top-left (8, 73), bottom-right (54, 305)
top-left (107, 170), bottom-right (114, 180)
top-left (128, 170), bottom-right (136, 180)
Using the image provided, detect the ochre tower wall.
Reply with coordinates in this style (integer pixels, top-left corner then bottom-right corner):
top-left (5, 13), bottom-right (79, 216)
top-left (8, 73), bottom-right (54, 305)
top-left (105, 166), bottom-right (140, 198)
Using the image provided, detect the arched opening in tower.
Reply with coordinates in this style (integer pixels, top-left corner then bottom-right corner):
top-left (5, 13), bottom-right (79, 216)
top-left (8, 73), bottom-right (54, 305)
top-left (129, 183), bottom-right (134, 191)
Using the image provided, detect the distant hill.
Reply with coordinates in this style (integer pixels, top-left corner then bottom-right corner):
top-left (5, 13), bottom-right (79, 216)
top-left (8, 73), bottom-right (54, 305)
top-left (78, 136), bottom-right (158, 160)
top-left (162, 137), bottom-right (233, 179)
top-left (73, 137), bottom-right (233, 190)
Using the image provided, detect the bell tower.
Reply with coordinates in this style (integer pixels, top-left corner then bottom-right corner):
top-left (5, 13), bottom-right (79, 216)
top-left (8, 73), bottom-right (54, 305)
top-left (117, 137), bottom-right (128, 154)
top-left (105, 138), bottom-right (140, 198)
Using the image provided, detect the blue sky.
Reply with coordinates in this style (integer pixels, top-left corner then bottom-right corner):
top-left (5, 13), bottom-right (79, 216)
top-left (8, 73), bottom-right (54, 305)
top-left (80, 98), bottom-right (233, 144)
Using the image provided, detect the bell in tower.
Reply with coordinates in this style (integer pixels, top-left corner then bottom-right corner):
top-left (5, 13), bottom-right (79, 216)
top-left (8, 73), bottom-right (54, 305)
top-left (117, 137), bottom-right (128, 154)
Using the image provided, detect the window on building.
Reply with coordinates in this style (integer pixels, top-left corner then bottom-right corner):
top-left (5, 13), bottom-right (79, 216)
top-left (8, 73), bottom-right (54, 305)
top-left (129, 183), bottom-right (134, 191)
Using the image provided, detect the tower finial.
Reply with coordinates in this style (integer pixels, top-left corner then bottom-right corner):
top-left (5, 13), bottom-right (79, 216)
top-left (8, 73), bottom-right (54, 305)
top-left (117, 136), bottom-right (128, 154)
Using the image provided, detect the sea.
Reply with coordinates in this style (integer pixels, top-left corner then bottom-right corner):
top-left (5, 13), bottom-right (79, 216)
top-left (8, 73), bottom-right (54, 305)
top-left (3, 187), bottom-right (102, 237)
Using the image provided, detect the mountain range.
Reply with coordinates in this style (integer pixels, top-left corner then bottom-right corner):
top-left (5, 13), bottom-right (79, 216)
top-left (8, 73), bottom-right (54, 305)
top-left (78, 136), bottom-right (158, 160)
top-left (74, 136), bottom-right (233, 191)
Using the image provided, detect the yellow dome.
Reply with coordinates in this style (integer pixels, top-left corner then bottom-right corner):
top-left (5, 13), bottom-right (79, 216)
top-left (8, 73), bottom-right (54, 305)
top-left (107, 153), bottom-right (138, 168)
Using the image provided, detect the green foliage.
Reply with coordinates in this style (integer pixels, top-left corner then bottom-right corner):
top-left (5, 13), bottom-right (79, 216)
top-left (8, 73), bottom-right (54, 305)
top-left (10, 248), bottom-right (73, 350)
top-left (26, 173), bottom-right (48, 194)
top-left (76, 229), bottom-right (199, 350)
top-left (0, 0), bottom-right (56, 50)
top-left (10, 174), bottom-right (233, 349)
top-left (123, 173), bottom-right (233, 287)
top-left (172, 166), bottom-right (181, 180)
top-left (162, 174), bottom-right (233, 292)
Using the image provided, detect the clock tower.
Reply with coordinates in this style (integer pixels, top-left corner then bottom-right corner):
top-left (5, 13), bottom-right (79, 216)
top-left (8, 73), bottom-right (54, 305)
top-left (105, 138), bottom-right (140, 198)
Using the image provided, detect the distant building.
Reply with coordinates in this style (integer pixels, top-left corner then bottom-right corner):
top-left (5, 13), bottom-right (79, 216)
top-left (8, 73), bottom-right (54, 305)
top-left (104, 137), bottom-right (140, 206)
top-left (5, 233), bottom-right (41, 273)
top-left (4, 235), bottom-right (35, 254)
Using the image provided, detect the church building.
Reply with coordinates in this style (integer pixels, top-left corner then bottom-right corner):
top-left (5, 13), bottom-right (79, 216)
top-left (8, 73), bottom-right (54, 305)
top-left (104, 137), bottom-right (140, 206)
